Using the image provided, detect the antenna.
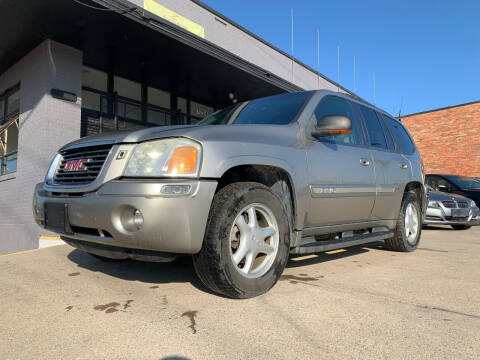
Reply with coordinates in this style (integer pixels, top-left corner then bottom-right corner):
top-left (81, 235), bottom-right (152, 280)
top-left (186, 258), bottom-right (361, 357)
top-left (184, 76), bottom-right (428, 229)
top-left (317, 29), bottom-right (320, 88)
top-left (291, 8), bottom-right (294, 82)
top-left (353, 56), bottom-right (356, 93)
top-left (373, 73), bottom-right (376, 104)
top-left (398, 96), bottom-right (404, 118)
top-left (337, 46), bottom-right (340, 91)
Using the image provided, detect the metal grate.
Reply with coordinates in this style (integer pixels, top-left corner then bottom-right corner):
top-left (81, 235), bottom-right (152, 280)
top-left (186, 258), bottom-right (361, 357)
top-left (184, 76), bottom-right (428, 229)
top-left (457, 201), bottom-right (469, 208)
top-left (54, 144), bottom-right (113, 185)
top-left (442, 201), bottom-right (456, 208)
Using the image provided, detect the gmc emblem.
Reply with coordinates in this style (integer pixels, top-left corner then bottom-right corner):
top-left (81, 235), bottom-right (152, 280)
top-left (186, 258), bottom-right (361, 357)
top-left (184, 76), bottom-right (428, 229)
top-left (63, 159), bottom-right (90, 172)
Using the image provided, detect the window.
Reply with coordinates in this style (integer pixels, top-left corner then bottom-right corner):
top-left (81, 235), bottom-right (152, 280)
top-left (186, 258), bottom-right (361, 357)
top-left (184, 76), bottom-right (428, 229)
top-left (82, 67), bottom-right (108, 92)
top-left (0, 86), bottom-right (20, 175)
top-left (358, 105), bottom-right (387, 150)
top-left (200, 92), bottom-right (311, 126)
top-left (426, 176), bottom-right (453, 191)
top-left (377, 112), bottom-right (395, 151)
top-left (382, 114), bottom-right (415, 154)
top-left (148, 87), bottom-right (170, 109)
top-left (309, 95), bottom-right (362, 145)
top-left (191, 101), bottom-right (214, 121)
top-left (114, 76), bottom-right (141, 101)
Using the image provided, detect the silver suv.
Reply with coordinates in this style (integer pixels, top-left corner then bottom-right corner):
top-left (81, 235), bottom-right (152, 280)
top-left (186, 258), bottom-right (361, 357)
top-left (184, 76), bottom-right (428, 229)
top-left (33, 90), bottom-right (426, 298)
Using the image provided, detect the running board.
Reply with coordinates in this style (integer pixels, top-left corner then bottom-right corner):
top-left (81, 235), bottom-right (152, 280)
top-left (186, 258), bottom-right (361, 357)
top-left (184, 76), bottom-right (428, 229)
top-left (290, 231), bottom-right (393, 255)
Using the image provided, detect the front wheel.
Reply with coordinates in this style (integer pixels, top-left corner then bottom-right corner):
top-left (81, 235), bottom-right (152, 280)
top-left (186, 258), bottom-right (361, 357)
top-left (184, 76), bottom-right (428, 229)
top-left (451, 225), bottom-right (471, 230)
top-left (193, 182), bottom-right (291, 299)
top-left (385, 192), bottom-right (422, 252)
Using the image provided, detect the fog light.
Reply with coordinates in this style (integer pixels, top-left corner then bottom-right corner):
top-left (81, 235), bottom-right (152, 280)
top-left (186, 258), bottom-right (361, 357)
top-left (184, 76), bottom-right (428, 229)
top-left (160, 184), bottom-right (191, 195)
top-left (134, 210), bottom-right (144, 229)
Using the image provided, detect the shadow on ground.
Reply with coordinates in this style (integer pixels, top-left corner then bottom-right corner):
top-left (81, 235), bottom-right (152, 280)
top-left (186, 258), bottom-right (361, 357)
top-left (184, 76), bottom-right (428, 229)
top-left (67, 249), bottom-right (211, 293)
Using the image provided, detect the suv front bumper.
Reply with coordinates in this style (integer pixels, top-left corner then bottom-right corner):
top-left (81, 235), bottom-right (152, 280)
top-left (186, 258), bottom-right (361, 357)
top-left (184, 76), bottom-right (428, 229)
top-left (33, 180), bottom-right (217, 254)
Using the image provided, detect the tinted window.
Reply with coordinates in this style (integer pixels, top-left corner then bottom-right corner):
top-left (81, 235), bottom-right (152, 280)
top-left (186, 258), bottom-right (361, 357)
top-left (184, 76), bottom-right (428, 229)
top-left (358, 105), bottom-right (387, 150)
top-left (313, 96), bottom-right (363, 145)
top-left (382, 115), bottom-right (415, 154)
top-left (445, 176), bottom-right (480, 190)
top-left (199, 92), bottom-right (311, 125)
top-left (376, 112), bottom-right (395, 150)
top-left (426, 175), bottom-right (453, 190)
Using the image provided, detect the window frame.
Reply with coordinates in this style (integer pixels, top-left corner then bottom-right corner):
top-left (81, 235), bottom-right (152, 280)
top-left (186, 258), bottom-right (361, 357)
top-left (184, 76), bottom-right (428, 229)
top-left (311, 95), bottom-right (367, 148)
top-left (352, 102), bottom-right (390, 152)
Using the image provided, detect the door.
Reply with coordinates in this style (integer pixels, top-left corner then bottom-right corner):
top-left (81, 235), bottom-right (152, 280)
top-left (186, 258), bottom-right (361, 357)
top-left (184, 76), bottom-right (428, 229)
top-left (305, 95), bottom-right (376, 227)
top-left (357, 104), bottom-right (412, 220)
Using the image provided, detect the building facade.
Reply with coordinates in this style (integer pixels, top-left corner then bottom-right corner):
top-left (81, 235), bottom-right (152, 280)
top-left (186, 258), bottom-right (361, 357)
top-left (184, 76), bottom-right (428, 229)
top-left (0, 0), bottom-right (356, 253)
top-left (402, 101), bottom-right (480, 176)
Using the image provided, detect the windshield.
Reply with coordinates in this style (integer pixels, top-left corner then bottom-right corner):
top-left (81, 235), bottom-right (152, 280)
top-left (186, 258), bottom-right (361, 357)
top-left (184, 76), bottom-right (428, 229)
top-left (447, 176), bottom-right (480, 189)
top-left (198, 92), bottom-right (312, 125)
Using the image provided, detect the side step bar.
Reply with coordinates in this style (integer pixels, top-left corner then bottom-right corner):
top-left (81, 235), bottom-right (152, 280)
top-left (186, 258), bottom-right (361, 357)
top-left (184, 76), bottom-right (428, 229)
top-left (290, 231), bottom-right (393, 255)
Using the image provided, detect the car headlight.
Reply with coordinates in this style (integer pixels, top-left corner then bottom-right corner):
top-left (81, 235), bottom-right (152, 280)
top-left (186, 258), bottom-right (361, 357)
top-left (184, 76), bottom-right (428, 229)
top-left (124, 138), bottom-right (202, 177)
top-left (428, 200), bottom-right (440, 208)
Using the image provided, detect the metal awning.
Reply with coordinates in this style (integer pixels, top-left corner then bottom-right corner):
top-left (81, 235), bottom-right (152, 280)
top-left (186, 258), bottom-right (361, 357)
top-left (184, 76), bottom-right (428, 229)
top-left (0, 0), bottom-right (301, 108)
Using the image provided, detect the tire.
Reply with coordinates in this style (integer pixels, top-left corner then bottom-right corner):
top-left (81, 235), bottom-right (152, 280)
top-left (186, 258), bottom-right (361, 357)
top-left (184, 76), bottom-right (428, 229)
top-left (193, 182), bottom-right (291, 299)
top-left (451, 225), bottom-right (471, 230)
top-left (385, 192), bottom-right (422, 252)
top-left (88, 253), bottom-right (129, 262)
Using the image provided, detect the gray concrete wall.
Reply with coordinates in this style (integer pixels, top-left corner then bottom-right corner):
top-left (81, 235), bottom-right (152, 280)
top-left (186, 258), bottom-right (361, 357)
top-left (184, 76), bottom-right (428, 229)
top-left (0, 40), bottom-right (82, 253)
top-left (129, 0), bottom-right (347, 94)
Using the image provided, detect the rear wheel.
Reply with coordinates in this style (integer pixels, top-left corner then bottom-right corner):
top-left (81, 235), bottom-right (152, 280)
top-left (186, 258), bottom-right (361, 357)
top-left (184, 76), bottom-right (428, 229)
top-left (385, 192), bottom-right (421, 252)
top-left (451, 225), bottom-right (471, 230)
top-left (193, 182), bottom-right (291, 298)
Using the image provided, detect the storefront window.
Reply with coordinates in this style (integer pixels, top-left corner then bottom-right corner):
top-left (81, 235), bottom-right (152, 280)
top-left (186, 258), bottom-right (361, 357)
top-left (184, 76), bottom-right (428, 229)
top-left (114, 76), bottom-right (141, 101)
top-left (82, 67), bottom-right (108, 92)
top-left (148, 87), bottom-right (170, 109)
top-left (0, 86), bottom-right (20, 175)
top-left (191, 101), bottom-right (214, 120)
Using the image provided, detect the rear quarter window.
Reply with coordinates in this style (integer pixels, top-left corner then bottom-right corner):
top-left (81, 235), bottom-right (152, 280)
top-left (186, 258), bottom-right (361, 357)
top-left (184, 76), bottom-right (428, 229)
top-left (382, 114), bottom-right (415, 154)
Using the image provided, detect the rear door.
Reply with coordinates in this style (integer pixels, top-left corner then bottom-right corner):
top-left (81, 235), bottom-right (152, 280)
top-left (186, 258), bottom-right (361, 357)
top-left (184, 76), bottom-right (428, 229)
top-left (358, 105), bottom-right (413, 220)
top-left (304, 95), bottom-right (376, 227)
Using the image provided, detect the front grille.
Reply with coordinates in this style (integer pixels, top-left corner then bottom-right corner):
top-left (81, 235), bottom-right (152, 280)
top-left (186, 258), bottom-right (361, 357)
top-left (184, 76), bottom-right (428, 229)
top-left (442, 201), bottom-right (456, 208)
top-left (54, 144), bottom-right (113, 185)
top-left (457, 201), bottom-right (469, 208)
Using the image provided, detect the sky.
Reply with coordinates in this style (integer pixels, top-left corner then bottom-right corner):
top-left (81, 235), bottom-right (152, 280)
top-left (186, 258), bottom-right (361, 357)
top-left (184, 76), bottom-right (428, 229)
top-left (201, 0), bottom-right (480, 116)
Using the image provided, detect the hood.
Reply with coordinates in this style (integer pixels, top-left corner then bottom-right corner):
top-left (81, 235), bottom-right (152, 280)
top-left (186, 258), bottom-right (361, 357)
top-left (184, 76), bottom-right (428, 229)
top-left (427, 190), bottom-right (469, 202)
top-left (60, 125), bottom-right (200, 150)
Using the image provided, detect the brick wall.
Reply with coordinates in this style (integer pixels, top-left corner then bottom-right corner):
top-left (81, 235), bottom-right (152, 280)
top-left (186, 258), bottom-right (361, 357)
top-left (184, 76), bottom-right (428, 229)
top-left (402, 102), bottom-right (480, 176)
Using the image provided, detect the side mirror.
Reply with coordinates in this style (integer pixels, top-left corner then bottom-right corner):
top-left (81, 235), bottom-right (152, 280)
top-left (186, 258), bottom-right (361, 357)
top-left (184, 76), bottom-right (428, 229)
top-left (437, 184), bottom-right (449, 192)
top-left (311, 115), bottom-right (352, 138)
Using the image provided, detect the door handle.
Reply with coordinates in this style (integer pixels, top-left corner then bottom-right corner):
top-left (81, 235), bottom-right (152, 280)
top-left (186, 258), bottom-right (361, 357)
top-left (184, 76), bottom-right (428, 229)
top-left (399, 163), bottom-right (409, 169)
top-left (360, 158), bottom-right (371, 166)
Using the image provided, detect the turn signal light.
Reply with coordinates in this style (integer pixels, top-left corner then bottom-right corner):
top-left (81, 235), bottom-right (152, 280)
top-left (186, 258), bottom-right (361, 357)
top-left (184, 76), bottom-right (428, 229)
top-left (167, 146), bottom-right (198, 174)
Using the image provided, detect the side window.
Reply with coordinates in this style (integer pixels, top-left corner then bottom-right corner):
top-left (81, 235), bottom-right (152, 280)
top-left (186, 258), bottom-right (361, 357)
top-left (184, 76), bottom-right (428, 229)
top-left (382, 115), bottom-right (415, 154)
top-left (376, 112), bottom-right (395, 151)
top-left (426, 176), bottom-right (452, 190)
top-left (313, 96), bottom-right (363, 146)
top-left (357, 105), bottom-right (387, 150)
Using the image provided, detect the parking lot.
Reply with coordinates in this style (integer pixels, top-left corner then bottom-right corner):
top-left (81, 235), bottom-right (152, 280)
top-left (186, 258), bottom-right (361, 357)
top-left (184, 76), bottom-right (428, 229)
top-left (1, 226), bottom-right (479, 360)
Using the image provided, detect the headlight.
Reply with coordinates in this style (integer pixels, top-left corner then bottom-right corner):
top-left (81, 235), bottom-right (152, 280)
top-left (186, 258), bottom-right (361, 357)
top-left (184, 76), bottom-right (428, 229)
top-left (124, 138), bottom-right (202, 177)
top-left (428, 200), bottom-right (440, 208)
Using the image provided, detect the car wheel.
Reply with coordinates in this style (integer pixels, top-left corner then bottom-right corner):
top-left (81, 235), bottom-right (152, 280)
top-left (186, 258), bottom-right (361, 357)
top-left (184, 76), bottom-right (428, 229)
top-left (451, 225), bottom-right (471, 230)
top-left (193, 182), bottom-right (291, 298)
top-left (385, 192), bottom-right (422, 252)
top-left (88, 253), bottom-right (129, 262)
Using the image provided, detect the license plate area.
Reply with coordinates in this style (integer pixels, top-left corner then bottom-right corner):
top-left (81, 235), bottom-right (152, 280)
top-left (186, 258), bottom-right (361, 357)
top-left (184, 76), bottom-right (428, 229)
top-left (451, 208), bottom-right (469, 218)
top-left (44, 202), bottom-right (71, 233)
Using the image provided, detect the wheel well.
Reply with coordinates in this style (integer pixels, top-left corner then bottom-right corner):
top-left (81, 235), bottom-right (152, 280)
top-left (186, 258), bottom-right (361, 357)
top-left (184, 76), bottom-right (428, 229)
top-left (405, 181), bottom-right (425, 211)
top-left (217, 165), bottom-right (296, 226)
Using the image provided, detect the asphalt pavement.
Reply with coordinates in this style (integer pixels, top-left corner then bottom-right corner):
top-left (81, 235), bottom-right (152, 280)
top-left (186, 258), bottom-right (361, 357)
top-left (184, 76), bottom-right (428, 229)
top-left (1, 226), bottom-right (479, 359)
